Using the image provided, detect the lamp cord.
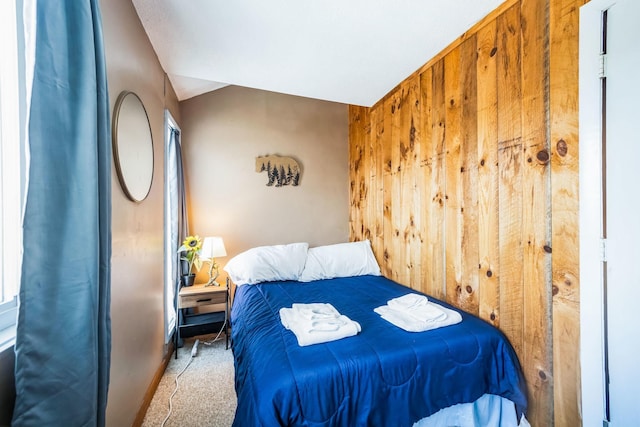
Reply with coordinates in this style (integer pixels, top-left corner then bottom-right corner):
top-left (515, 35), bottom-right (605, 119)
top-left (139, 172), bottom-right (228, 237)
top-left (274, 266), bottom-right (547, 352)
top-left (160, 321), bottom-right (228, 426)
top-left (203, 317), bottom-right (227, 346)
top-left (160, 343), bottom-right (196, 427)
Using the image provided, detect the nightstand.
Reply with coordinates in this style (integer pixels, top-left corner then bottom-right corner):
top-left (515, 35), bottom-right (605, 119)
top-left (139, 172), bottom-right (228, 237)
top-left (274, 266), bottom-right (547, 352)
top-left (175, 282), bottom-right (229, 358)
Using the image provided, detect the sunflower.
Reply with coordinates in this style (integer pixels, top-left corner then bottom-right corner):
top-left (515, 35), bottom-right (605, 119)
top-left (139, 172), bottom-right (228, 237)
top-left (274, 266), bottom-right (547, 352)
top-left (178, 235), bottom-right (203, 275)
top-left (183, 235), bottom-right (202, 251)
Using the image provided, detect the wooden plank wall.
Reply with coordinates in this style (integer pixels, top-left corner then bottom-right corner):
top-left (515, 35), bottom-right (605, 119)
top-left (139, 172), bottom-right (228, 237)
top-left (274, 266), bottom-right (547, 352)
top-left (348, 0), bottom-right (586, 425)
top-left (549, 0), bottom-right (588, 425)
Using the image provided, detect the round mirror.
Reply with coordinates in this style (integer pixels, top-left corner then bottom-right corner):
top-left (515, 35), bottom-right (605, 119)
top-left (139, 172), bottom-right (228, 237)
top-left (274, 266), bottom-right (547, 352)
top-left (112, 91), bottom-right (154, 202)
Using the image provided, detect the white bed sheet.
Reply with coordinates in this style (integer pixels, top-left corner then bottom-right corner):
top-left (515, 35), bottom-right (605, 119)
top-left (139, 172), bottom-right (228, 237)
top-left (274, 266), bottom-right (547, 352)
top-left (413, 394), bottom-right (530, 427)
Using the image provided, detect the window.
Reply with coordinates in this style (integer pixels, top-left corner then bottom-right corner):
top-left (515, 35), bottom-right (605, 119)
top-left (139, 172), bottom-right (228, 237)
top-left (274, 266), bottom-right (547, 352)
top-left (164, 111), bottom-right (181, 343)
top-left (0, 0), bottom-right (26, 350)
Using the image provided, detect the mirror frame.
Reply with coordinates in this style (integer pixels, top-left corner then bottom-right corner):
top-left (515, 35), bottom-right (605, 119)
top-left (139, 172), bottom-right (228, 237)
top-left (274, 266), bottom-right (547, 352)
top-left (111, 90), bottom-right (154, 203)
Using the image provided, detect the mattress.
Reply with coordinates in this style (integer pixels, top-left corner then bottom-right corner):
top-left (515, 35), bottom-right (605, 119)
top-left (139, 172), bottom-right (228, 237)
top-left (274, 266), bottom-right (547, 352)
top-left (231, 275), bottom-right (527, 427)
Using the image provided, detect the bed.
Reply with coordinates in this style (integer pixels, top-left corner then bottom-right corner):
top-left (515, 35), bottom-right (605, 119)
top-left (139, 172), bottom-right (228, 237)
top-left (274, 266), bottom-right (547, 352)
top-left (227, 242), bottom-right (528, 427)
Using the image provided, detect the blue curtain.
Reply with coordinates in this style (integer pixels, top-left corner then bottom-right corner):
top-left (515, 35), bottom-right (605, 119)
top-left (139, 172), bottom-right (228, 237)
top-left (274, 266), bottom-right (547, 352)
top-left (12, 1), bottom-right (111, 426)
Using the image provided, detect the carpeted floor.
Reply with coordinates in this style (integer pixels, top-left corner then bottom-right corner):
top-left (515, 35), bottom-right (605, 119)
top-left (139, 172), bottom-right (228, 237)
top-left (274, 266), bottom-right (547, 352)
top-left (141, 335), bottom-right (236, 427)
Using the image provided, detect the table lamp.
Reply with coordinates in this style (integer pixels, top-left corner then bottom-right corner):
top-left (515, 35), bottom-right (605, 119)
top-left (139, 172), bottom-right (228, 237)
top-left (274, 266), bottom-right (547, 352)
top-left (200, 236), bottom-right (227, 286)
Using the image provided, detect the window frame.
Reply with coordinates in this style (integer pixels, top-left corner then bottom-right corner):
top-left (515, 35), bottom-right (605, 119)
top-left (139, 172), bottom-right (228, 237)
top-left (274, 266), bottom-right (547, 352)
top-left (163, 110), bottom-right (181, 344)
top-left (0, 0), bottom-right (27, 351)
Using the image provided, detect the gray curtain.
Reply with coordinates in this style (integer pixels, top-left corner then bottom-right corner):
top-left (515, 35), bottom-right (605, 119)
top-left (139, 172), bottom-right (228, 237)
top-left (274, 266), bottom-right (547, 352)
top-left (168, 128), bottom-right (189, 349)
top-left (168, 128), bottom-right (187, 323)
top-left (12, 1), bottom-right (111, 426)
top-left (168, 128), bottom-right (188, 288)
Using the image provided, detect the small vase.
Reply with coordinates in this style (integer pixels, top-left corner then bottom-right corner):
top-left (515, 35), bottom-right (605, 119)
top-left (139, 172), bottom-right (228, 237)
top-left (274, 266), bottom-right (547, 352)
top-left (182, 274), bottom-right (196, 287)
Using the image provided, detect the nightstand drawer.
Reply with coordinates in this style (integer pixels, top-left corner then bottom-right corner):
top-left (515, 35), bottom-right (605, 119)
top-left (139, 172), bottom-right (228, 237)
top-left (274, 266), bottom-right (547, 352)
top-left (175, 280), bottom-right (231, 357)
top-left (178, 285), bottom-right (228, 309)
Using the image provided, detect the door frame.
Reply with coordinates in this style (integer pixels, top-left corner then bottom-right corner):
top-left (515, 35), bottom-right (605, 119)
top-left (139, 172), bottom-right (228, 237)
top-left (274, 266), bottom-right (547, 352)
top-left (579, 0), bottom-right (614, 425)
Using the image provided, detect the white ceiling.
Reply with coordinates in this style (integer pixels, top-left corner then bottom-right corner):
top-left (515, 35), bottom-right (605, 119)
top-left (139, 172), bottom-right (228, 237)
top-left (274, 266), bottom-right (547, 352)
top-left (132, 0), bottom-right (504, 107)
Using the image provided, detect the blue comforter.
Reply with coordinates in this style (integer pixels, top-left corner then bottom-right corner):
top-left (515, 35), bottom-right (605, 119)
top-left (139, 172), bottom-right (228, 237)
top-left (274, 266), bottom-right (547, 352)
top-left (231, 275), bottom-right (527, 427)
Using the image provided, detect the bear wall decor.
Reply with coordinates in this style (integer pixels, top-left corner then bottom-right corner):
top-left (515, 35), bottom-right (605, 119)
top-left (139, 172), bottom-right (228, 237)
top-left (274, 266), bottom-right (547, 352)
top-left (255, 155), bottom-right (301, 187)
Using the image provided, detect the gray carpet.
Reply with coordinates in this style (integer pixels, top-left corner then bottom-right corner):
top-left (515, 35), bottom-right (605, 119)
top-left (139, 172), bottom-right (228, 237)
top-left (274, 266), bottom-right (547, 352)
top-left (142, 335), bottom-right (236, 427)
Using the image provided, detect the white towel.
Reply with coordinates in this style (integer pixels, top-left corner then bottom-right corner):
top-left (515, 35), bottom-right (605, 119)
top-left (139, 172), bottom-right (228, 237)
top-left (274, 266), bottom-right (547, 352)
top-left (280, 304), bottom-right (361, 346)
top-left (387, 293), bottom-right (447, 322)
top-left (387, 293), bottom-right (429, 309)
top-left (375, 299), bottom-right (462, 332)
top-left (292, 303), bottom-right (341, 320)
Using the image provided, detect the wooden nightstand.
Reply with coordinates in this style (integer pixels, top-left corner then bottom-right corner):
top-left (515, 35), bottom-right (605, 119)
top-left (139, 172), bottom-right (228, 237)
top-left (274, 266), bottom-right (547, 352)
top-left (175, 282), bottom-right (229, 358)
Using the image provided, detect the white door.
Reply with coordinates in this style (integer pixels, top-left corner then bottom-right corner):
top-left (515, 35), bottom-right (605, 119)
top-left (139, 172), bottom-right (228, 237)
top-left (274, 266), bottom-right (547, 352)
top-left (603, 0), bottom-right (640, 424)
top-left (580, 1), bottom-right (640, 425)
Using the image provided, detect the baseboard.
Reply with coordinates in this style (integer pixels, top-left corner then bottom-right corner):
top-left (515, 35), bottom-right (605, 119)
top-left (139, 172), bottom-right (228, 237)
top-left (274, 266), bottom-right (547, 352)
top-left (131, 340), bottom-right (175, 427)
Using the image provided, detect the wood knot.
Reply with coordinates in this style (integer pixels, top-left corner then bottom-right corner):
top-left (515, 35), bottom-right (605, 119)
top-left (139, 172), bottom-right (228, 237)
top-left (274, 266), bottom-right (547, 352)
top-left (383, 250), bottom-right (389, 260)
top-left (466, 285), bottom-right (473, 294)
top-left (527, 157), bottom-right (532, 163)
top-left (490, 312), bottom-right (496, 321)
top-left (456, 285), bottom-right (462, 295)
top-left (539, 370), bottom-right (547, 380)
top-left (565, 278), bottom-right (572, 286)
top-left (557, 139), bottom-right (568, 157)
top-left (486, 270), bottom-right (493, 278)
top-left (415, 99), bottom-right (419, 107)
top-left (480, 159), bottom-right (485, 166)
top-left (450, 99), bottom-right (455, 106)
top-left (552, 285), bottom-right (559, 296)
top-left (400, 142), bottom-right (408, 159)
top-left (391, 104), bottom-right (396, 114)
top-left (543, 245), bottom-right (552, 253)
top-left (536, 150), bottom-right (550, 164)
top-left (490, 47), bottom-right (498, 57)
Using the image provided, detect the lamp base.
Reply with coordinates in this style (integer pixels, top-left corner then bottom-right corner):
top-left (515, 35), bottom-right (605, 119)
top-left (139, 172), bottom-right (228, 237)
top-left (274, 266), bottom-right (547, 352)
top-left (206, 260), bottom-right (221, 286)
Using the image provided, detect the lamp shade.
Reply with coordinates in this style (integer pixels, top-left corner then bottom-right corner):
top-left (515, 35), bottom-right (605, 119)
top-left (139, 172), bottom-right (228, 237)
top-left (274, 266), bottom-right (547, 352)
top-left (201, 236), bottom-right (227, 258)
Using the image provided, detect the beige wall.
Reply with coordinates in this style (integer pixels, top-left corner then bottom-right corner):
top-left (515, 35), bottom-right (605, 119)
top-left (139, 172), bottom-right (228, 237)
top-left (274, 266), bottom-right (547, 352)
top-left (101, 0), bottom-right (180, 426)
top-left (180, 86), bottom-right (349, 282)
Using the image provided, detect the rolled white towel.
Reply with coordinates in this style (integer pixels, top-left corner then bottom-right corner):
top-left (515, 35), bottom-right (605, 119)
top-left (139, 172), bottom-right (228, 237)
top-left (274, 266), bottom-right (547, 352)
top-left (280, 306), bottom-right (361, 346)
top-left (388, 293), bottom-right (429, 309)
top-left (375, 303), bottom-right (462, 333)
top-left (292, 303), bottom-right (340, 320)
top-left (279, 307), bottom-right (297, 330)
top-left (387, 293), bottom-right (446, 322)
top-left (406, 303), bottom-right (447, 322)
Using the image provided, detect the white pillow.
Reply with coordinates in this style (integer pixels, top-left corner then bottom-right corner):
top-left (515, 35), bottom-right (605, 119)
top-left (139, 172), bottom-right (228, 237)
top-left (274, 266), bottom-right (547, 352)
top-left (298, 240), bottom-right (381, 282)
top-left (223, 242), bottom-right (309, 286)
